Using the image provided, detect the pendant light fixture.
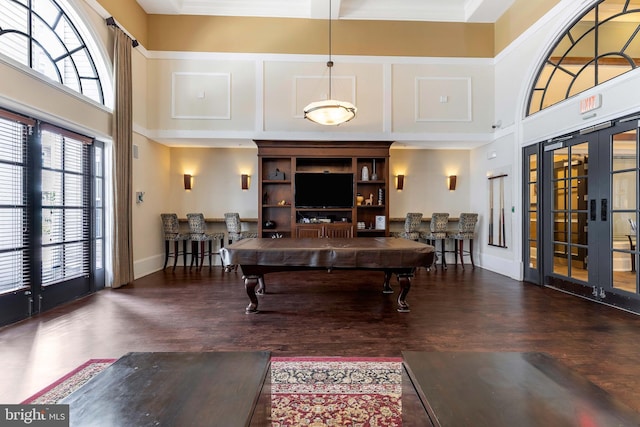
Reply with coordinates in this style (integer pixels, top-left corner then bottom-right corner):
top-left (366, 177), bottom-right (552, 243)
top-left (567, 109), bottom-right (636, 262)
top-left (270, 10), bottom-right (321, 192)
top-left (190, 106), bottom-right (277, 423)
top-left (303, 0), bottom-right (356, 125)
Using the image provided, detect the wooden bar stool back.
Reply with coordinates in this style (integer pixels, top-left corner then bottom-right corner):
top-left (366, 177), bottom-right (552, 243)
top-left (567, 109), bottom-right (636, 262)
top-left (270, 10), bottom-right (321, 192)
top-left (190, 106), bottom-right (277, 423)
top-left (160, 213), bottom-right (189, 271)
top-left (224, 212), bottom-right (258, 272)
top-left (186, 213), bottom-right (225, 270)
top-left (421, 213), bottom-right (449, 270)
top-left (448, 213), bottom-right (478, 269)
top-left (393, 213), bottom-right (423, 241)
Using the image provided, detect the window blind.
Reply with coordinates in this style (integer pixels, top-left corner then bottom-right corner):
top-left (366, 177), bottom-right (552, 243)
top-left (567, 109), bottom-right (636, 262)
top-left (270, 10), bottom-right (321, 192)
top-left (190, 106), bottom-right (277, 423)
top-left (41, 126), bottom-right (91, 286)
top-left (0, 112), bottom-right (32, 294)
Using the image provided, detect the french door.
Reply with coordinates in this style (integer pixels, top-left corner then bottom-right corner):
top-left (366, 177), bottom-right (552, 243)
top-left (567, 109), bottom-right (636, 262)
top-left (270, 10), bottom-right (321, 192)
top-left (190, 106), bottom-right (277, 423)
top-left (538, 116), bottom-right (640, 312)
top-left (0, 109), bottom-right (104, 326)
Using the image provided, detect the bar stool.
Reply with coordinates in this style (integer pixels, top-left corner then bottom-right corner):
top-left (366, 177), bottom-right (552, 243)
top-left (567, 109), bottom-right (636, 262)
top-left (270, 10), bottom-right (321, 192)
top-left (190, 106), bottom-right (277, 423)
top-left (448, 213), bottom-right (478, 269)
top-left (160, 213), bottom-right (189, 271)
top-left (421, 213), bottom-right (449, 270)
top-left (187, 213), bottom-right (225, 270)
top-left (393, 213), bottom-right (423, 241)
top-left (224, 212), bottom-right (258, 272)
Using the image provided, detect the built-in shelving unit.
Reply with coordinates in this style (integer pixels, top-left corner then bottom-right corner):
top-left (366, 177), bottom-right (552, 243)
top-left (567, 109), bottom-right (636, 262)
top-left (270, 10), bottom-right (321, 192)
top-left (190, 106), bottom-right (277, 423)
top-left (255, 140), bottom-right (392, 238)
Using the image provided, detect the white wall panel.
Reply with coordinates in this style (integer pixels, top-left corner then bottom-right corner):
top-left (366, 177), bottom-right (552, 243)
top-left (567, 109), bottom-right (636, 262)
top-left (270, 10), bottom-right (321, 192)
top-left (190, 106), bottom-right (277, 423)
top-left (263, 60), bottom-right (384, 133)
top-left (147, 58), bottom-right (256, 131)
top-left (392, 63), bottom-right (493, 134)
top-left (415, 77), bottom-right (472, 122)
top-left (171, 72), bottom-right (231, 119)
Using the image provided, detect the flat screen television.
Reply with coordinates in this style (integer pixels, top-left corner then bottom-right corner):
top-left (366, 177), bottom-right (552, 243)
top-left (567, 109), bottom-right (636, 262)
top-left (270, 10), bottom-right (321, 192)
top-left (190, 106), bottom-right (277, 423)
top-left (294, 173), bottom-right (354, 208)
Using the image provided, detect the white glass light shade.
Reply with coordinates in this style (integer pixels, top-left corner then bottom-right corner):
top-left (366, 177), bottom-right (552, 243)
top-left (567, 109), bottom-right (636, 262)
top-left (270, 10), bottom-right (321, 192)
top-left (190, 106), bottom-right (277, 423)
top-left (303, 99), bottom-right (357, 126)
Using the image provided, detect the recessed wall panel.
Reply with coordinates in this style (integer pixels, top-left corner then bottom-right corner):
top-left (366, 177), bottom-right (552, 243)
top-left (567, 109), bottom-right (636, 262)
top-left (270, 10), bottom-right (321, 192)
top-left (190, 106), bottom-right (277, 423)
top-left (392, 63), bottom-right (492, 133)
top-left (415, 77), bottom-right (472, 122)
top-left (171, 72), bottom-right (231, 119)
top-left (263, 61), bottom-right (384, 133)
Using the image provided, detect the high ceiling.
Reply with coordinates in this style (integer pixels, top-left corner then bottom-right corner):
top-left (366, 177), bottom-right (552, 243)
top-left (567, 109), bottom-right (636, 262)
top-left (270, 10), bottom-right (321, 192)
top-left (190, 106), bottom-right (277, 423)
top-left (135, 0), bottom-right (516, 23)
top-left (132, 0), bottom-right (518, 149)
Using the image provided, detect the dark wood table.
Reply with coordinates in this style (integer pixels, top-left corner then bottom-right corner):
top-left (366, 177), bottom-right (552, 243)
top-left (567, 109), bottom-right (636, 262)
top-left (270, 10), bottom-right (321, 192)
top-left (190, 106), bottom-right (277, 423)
top-left (403, 351), bottom-right (640, 427)
top-left (220, 237), bottom-right (435, 313)
top-left (61, 352), bottom-right (270, 427)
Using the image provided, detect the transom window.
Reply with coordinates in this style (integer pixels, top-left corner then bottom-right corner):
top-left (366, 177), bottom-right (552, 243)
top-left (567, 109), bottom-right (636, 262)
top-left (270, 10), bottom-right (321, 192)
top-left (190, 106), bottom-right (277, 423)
top-left (528, 0), bottom-right (640, 116)
top-left (0, 0), bottom-right (105, 105)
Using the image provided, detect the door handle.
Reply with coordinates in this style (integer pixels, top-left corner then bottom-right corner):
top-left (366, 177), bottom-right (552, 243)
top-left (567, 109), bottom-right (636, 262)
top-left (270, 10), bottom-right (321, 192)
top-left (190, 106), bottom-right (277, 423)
top-left (601, 199), bottom-right (607, 221)
top-left (590, 199), bottom-right (596, 221)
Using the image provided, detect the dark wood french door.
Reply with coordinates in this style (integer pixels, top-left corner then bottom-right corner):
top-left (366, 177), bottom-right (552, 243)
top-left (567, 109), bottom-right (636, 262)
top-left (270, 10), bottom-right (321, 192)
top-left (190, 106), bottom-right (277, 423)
top-left (531, 115), bottom-right (640, 312)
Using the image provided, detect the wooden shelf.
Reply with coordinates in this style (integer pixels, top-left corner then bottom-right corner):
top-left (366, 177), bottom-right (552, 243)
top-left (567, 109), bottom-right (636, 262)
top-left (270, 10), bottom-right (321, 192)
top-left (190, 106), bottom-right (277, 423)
top-left (255, 140), bottom-right (392, 238)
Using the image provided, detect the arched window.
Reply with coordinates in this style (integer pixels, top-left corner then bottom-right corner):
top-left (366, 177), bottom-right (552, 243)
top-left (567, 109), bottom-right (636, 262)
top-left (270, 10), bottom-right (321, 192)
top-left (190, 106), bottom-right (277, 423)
top-left (528, 0), bottom-right (640, 116)
top-left (0, 0), bottom-right (108, 106)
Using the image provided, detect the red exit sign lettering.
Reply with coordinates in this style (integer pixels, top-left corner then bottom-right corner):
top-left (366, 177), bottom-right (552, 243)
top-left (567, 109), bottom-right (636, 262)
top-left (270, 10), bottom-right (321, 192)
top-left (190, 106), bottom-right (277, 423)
top-left (580, 94), bottom-right (601, 114)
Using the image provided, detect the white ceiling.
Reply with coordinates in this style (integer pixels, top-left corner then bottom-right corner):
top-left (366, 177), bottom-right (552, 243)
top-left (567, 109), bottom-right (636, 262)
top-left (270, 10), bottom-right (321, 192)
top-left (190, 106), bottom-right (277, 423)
top-left (135, 0), bottom-right (516, 23)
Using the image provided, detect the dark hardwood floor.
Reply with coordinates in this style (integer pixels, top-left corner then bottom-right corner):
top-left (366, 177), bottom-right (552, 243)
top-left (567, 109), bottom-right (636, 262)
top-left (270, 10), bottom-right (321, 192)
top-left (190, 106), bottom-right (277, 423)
top-left (2, 266), bottom-right (640, 413)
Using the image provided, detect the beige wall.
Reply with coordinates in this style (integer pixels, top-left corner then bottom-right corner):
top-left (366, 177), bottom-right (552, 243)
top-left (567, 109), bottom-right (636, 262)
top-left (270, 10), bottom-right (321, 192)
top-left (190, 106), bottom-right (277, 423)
top-left (162, 147), bottom-right (471, 222)
top-left (147, 15), bottom-right (494, 58)
top-left (142, 53), bottom-right (495, 139)
top-left (130, 145), bottom-right (472, 276)
top-left (495, 0), bottom-right (560, 54)
top-left (93, 0), bottom-right (148, 46)
top-left (146, 58), bottom-right (257, 132)
top-left (0, 61), bottom-right (111, 139)
top-left (132, 135), bottom-right (171, 277)
top-left (168, 148), bottom-right (259, 219)
top-left (95, 0), bottom-right (561, 58)
top-left (389, 149), bottom-right (471, 218)
top-left (392, 63), bottom-right (494, 134)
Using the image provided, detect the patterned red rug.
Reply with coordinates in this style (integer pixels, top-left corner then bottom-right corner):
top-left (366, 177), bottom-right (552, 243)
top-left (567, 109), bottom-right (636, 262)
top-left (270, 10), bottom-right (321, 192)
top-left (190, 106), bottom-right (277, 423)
top-left (21, 359), bottom-right (116, 404)
top-left (22, 356), bottom-right (404, 426)
top-left (271, 356), bottom-right (404, 427)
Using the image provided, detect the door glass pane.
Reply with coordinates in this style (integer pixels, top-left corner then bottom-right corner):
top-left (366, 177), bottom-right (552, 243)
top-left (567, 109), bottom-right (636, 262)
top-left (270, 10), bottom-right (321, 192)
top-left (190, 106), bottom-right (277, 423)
top-left (0, 114), bottom-right (29, 295)
top-left (529, 242), bottom-right (537, 269)
top-left (551, 142), bottom-right (589, 282)
top-left (570, 177), bottom-right (588, 210)
top-left (527, 152), bottom-right (538, 275)
top-left (554, 148), bottom-right (569, 175)
top-left (612, 211), bottom-right (636, 291)
top-left (553, 209), bottom-right (570, 276)
top-left (612, 171), bottom-right (636, 210)
top-left (572, 212), bottom-right (588, 244)
top-left (553, 243), bottom-right (569, 275)
top-left (41, 131), bottom-right (89, 286)
top-left (529, 211), bottom-right (537, 240)
top-left (554, 212), bottom-right (568, 244)
top-left (553, 179), bottom-right (568, 210)
top-left (611, 128), bottom-right (638, 294)
top-left (612, 131), bottom-right (637, 171)
top-left (570, 211), bottom-right (588, 280)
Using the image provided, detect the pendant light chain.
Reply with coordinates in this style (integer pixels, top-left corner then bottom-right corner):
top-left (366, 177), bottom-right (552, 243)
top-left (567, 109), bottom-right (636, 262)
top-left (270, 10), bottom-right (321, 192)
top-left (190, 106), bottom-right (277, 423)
top-left (302, 0), bottom-right (356, 125)
top-left (328, 0), bottom-right (333, 100)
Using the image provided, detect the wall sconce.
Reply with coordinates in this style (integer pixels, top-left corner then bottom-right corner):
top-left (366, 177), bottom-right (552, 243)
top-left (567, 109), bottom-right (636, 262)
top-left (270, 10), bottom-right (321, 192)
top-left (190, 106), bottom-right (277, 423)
top-left (184, 174), bottom-right (192, 190)
top-left (396, 174), bottom-right (405, 191)
top-left (241, 174), bottom-right (250, 190)
top-left (448, 175), bottom-right (457, 191)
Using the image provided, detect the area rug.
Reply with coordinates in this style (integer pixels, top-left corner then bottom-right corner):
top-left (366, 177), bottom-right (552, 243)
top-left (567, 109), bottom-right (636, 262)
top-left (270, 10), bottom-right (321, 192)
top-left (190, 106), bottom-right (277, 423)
top-left (21, 356), bottom-right (404, 426)
top-left (270, 356), bottom-right (404, 427)
top-left (21, 359), bottom-right (116, 404)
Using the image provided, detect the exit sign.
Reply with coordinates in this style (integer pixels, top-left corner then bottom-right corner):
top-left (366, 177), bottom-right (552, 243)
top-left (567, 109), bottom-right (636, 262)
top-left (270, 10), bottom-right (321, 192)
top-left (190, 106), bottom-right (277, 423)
top-left (580, 94), bottom-right (601, 114)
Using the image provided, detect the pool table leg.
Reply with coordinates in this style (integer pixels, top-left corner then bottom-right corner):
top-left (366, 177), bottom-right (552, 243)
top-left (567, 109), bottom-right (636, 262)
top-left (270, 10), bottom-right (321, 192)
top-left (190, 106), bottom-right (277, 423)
top-left (396, 273), bottom-right (412, 313)
top-left (382, 270), bottom-right (393, 294)
top-left (243, 275), bottom-right (262, 314)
